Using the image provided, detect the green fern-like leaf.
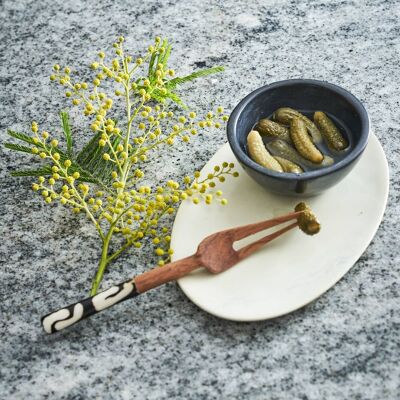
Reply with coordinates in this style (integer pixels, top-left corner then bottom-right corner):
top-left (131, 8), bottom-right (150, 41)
top-left (6, 128), bottom-right (112, 189)
top-left (76, 132), bottom-right (120, 187)
top-left (166, 66), bottom-right (225, 89)
top-left (150, 89), bottom-right (167, 103)
top-left (10, 163), bottom-right (94, 183)
top-left (148, 39), bottom-right (172, 84)
top-left (148, 51), bottom-right (157, 82)
top-left (164, 91), bottom-right (187, 109)
top-left (60, 111), bottom-right (73, 157)
top-left (160, 40), bottom-right (172, 68)
top-left (7, 130), bottom-right (43, 147)
top-left (4, 143), bottom-right (36, 154)
top-left (11, 166), bottom-right (53, 177)
top-left (150, 88), bottom-right (187, 108)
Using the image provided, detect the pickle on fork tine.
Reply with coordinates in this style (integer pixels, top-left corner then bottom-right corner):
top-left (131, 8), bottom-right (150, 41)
top-left (295, 202), bottom-right (321, 235)
top-left (290, 118), bottom-right (323, 164)
top-left (247, 130), bottom-right (283, 172)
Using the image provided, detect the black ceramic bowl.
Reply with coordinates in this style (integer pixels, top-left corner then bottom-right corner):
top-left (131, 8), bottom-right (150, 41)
top-left (227, 79), bottom-right (369, 196)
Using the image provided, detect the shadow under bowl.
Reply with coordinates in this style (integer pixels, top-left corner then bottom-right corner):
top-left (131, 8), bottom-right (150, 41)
top-left (227, 79), bottom-right (369, 196)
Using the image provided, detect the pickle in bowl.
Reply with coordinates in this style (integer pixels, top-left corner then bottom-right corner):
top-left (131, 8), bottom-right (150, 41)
top-left (273, 107), bottom-right (323, 144)
top-left (290, 118), bottom-right (324, 164)
top-left (247, 130), bottom-right (283, 172)
top-left (273, 156), bottom-right (303, 174)
top-left (254, 119), bottom-right (291, 142)
top-left (314, 111), bottom-right (349, 151)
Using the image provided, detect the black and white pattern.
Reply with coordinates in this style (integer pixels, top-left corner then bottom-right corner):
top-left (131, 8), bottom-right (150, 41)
top-left (41, 280), bottom-right (139, 334)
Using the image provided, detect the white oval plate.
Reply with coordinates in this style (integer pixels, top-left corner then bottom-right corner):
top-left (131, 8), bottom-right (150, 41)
top-left (171, 133), bottom-right (389, 321)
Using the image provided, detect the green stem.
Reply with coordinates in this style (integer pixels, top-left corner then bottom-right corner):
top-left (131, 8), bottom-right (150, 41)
top-left (90, 228), bottom-right (114, 295)
top-left (107, 240), bottom-right (131, 263)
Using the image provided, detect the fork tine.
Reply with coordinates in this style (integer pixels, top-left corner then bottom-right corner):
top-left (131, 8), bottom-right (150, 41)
top-left (227, 211), bottom-right (302, 241)
top-left (236, 221), bottom-right (298, 260)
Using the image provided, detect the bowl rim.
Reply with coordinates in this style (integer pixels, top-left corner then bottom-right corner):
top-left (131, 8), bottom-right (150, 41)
top-left (227, 78), bottom-right (370, 181)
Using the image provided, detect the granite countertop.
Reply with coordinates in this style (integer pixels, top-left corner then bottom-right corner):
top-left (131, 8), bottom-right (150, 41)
top-left (1, 0), bottom-right (399, 399)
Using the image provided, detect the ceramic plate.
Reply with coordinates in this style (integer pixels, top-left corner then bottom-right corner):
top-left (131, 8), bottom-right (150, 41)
top-left (170, 133), bottom-right (389, 321)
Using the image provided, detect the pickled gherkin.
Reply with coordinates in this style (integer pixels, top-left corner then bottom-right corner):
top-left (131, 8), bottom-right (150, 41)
top-left (255, 119), bottom-right (291, 142)
top-left (295, 202), bottom-right (321, 235)
top-left (266, 139), bottom-right (333, 169)
top-left (314, 111), bottom-right (348, 151)
top-left (247, 130), bottom-right (283, 172)
top-left (266, 139), bottom-right (308, 166)
top-left (319, 155), bottom-right (335, 167)
top-left (274, 156), bottom-right (303, 174)
top-left (273, 107), bottom-right (323, 144)
top-left (290, 118), bottom-right (323, 163)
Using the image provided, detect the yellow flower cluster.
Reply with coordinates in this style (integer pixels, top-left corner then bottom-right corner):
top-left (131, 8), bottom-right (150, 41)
top-left (27, 36), bottom-right (238, 295)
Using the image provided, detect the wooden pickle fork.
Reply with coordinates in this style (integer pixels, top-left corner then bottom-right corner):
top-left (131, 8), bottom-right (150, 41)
top-left (41, 207), bottom-right (313, 334)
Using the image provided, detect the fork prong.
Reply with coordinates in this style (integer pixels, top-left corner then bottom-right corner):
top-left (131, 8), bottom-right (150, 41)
top-left (236, 221), bottom-right (299, 260)
top-left (227, 211), bottom-right (302, 242)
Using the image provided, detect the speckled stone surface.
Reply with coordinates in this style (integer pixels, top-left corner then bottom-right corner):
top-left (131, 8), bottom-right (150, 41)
top-left (0, 0), bottom-right (399, 399)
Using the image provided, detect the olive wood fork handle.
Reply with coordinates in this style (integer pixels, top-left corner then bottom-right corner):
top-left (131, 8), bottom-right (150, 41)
top-left (41, 255), bottom-right (200, 334)
top-left (135, 255), bottom-right (199, 293)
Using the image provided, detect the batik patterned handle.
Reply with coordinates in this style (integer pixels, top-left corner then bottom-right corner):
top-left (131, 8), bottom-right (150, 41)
top-left (41, 279), bottom-right (139, 334)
